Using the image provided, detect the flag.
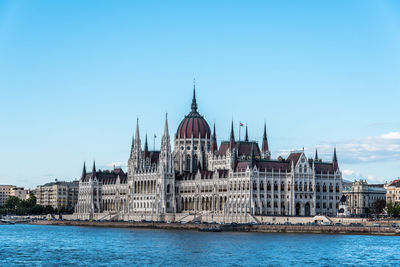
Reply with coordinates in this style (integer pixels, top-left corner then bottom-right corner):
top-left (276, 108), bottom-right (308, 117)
top-left (239, 122), bottom-right (244, 127)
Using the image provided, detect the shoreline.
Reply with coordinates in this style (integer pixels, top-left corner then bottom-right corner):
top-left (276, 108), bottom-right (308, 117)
top-left (27, 220), bottom-right (400, 236)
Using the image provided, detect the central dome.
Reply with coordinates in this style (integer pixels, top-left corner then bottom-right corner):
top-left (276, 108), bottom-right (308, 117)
top-left (176, 87), bottom-right (211, 139)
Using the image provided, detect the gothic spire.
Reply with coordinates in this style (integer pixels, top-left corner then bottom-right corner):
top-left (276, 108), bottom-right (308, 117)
top-left (244, 124), bottom-right (249, 142)
top-left (333, 147), bottom-right (337, 163)
top-left (191, 79), bottom-right (198, 112)
top-left (144, 134), bottom-right (148, 152)
top-left (211, 122), bottom-right (218, 152)
top-left (163, 113), bottom-right (169, 137)
top-left (315, 148), bottom-right (319, 161)
top-left (81, 161), bottom-right (86, 180)
top-left (230, 120), bottom-right (235, 140)
top-left (262, 122), bottom-right (269, 153)
top-left (135, 118), bottom-right (140, 141)
top-left (92, 160), bottom-right (96, 178)
top-left (230, 120), bottom-right (235, 150)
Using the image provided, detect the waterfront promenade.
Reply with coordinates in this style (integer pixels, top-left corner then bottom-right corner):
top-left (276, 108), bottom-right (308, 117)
top-left (30, 220), bottom-right (400, 236)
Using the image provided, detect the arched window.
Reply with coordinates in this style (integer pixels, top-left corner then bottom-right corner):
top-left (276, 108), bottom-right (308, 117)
top-left (316, 183), bottom-right (320, 192)
top-left (193, 155), bottom-right (198, 172)
top-left (267, 182), bottom-right (271, 191)
top-left (167, 184), bottom-right (170, 194)
top-left (329, 183), bottom-right (333, 193)
top-left (336, 183), bottom-right (340, 192)
top-left (260, 181), bottom-right (264, 191)
top-left (295, 182), bottom-right (298, 191)
top-left (186, 155), bottom-right (191, 171)
top-left (281, 182), bottom-right (285, 191)
top-left (323, 183), bottom-right (327, 192)
top-left (274, 182), bottom-right (278, 191)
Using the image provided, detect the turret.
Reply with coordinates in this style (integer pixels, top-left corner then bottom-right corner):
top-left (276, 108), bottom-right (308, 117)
top-left (160, 113), bottom-right (173, 174)
top-left (229, 120), bottom-right (235, 151)
top-left (92, 160), bottom-right (96, 179)
top-left (315, 148), bottom-right (319, 161)
top-left (81, 161), bottom-right (86, 180)
top-left (211, 123), bottom-right (218, 153)
top-left (333, 147), bottom-right (339, 171)
top-left (261, 122), bottom-right (270, 160)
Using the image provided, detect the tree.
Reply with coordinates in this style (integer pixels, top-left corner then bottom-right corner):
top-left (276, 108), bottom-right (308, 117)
top-left (4, 196), bottom-right (21, 210)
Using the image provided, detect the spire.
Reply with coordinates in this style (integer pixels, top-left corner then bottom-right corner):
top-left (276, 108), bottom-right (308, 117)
top-left (244, 124), bottom-right (249, 142)
top-left (92, 160), bottom-right (96, 178)
top-left (230, 120), bottom-right (235, 140)
top-left (135, 118), bottom-right (140, 141)
top-left (333, 147), bottom-right (337, 163)
top-left (262, 122), bottom-right (269, 154)
top-left (144, 134), bottom-right (148, 152)
top-left (191, 79), bottom-right (198, 112)
top-left (81, 161), bottom-right (86, 180)
top-left (315, 148), bottom-right (319, 161)
top-left (230, 120), bottom-right (235, 150)
top-left (211, 122), bottom-right (218, 152)
top-left (163, 113), bottom-right (169, 137)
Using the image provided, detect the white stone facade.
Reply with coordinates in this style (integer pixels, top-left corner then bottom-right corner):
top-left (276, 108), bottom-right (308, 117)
top-left (74, 87), bottom-right (342, 221)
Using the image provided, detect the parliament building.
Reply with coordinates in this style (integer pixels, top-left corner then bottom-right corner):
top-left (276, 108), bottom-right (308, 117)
top-left (75, 86), bottom-right (342, 222)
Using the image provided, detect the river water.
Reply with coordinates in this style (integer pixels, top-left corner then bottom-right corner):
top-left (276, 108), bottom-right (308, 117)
top-left (1, 224), bottom-right (399, 266)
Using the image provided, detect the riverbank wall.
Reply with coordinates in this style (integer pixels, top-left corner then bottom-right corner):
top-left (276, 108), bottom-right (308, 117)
top-left (29, 220), bottom-right (400, 236)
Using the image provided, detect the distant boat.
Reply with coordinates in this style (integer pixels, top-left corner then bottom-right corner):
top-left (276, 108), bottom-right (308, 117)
top-left (0, 219), bottom-right (16, 225)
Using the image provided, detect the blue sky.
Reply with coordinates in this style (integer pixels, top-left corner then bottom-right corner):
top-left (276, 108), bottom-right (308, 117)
top-left (1, 0), bottom-right (399, 188)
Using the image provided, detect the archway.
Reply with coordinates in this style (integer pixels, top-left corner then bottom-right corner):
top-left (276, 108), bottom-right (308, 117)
top-left (295, 203), bottom-right (301, 216)
top-left (305, 202), bottom-right (311, 216)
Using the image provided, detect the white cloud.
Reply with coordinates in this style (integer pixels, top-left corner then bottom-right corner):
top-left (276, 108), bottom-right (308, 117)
top-left (381, 132), bottom-right (400, 140)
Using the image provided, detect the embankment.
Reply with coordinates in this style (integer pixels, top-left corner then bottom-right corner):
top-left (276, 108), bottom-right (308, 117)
top-left (29, 220), bottom-right (400, 236)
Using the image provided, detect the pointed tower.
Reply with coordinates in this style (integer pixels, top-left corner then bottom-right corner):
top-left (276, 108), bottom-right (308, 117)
top-left (160, 113), bottom-right (173, 174)
top-left (229, 120), bottom-right (235, 151)
top-left (315, 149), bottom-right (319, 161)
top-left (250, 142), bottom-right (256, 168)
top-left (92, 160), bottom-right (96, 179)
top-left (131, 118), bottom-right (142, 170)
top-left (261, 122), bottom-right (271, 160)
top-left (191, 81), bottom-right (198, 113)
top-left (244, 124), bottom-right (249, 142)
top-left (333, 147), bottom-right (339, 171)
top-left (211, 123), bottom-right (218, 153)
top-left (81, 161), bottom-right (86, 180)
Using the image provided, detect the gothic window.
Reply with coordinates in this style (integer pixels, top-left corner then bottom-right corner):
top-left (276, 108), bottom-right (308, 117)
top-left (193, 155), bottom-right (198, 172)
top-left (329, 183), bottom-right (333, 193)
top-left (274, 182), bottom-right (278, 191)
top-left (281, 182), bottom-right (285, 191)
top-left (323, 183), bottom-right (327, 192)
top-left (316, 183), bottom-right (320, 192)
top-left (336, 183), bottom-right (340, 192)
top-left (167, 184), bottom-right (170, 194)
top-left (267, 182), bottom-right (271, 191)
top-left (186, 155), bottom-right (191, 171)
top-left (260, 181), bottom-right (264, 191)
top-left (309, 182), bottom-right (313, 192)
top-left (253, 183), bottom-right (257, 190)
top-left (295, 182), bottom-right (298, 191)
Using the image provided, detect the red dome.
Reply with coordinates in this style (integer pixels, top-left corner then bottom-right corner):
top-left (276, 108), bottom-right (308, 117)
top-left (177, 112), bottom-right (211, 139)
top-left (176, 86), bottom-right (211, 139)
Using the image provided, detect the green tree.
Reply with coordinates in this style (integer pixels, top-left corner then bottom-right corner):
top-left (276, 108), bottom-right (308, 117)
top-left (4, 196), bottom-right (21, 210)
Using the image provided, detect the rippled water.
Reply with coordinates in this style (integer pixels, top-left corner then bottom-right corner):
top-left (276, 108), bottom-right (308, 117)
top-left (1, 224), bottom-right (400, 266)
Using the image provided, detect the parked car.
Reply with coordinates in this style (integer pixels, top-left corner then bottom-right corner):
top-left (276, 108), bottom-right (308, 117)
top-left (283, 222), bottom-right (292, 225)
top-left (321, 221), bottom-right (331, 226)
top-left (392, 223), bottom-right (399, 228)
top-left (349, 223), bottom-right (364, 227)
top-left (373, 223), bottom-right (380, 227)
top-left (335, 223), bottom-right (343, 226)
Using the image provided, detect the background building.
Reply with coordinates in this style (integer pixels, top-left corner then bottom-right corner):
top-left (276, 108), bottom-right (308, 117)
top-left (0, 185), bottom-right (29, 207)
top-left (385, 179), bottom-right (400, 205)
top-left (36, 180), bottom-right (79, 210)
top-left (342, 180), bottom-right (386, 216)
